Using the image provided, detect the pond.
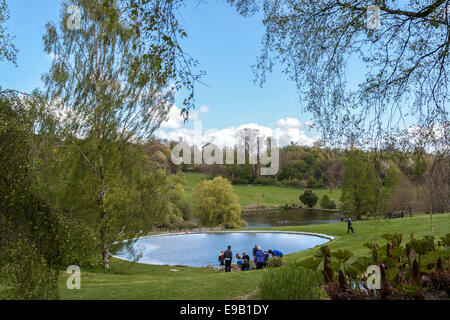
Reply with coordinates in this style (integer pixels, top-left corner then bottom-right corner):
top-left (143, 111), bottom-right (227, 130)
top-left (243, 208), bottom-right (342, 228)
top-left (111, 231), bottom-right (332, 267)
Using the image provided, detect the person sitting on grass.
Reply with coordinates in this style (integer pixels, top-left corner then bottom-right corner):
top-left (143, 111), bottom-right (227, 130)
top-left (268, 249), bottom-right (283, 258)
top-left (242, 258), bottom-right (250, 271)
top-left (235, 253), bottom-right (243, 268)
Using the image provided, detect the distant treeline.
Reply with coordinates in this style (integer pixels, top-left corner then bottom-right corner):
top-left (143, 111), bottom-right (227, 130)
top-left (149, 139), bottom-right (429, 188)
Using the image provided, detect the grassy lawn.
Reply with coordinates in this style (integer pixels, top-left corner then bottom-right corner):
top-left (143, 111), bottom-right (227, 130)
top-left (52, 212), bottom-right (449, 300)
top-left (184, 172), bottom-right (341, 207)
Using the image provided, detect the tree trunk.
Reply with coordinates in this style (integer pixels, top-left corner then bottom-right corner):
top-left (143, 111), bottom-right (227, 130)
top-left (102, 244), bottom-right (110, 269)
top-left (430, 210), bottom-right (434, 236)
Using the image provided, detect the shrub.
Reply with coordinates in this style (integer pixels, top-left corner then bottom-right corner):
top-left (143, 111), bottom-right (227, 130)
top-left (305, 233), bottom-right (450, 300)
top-left (253, 176), bottom-right (276, 185)
top-left (299, 190), bottom-right (319, 208)
top-left (307, 176), bottom-right (317, 188)
top-left (168, 189), bottom-right (192, 221)
top-left (319, 194), bottom-right (336, 209)
top-left (259, 265), bottom-right (323, 300)
top-left (267, 257), bottom-right (284, 268)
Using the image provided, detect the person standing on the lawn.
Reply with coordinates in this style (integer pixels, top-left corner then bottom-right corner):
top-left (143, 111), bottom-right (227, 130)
top-left (224, 245), bottom-right (233, 272)
top-left (255, 246), bottom-right (266, 269)
top-left (252, 244), bottom-right (258, 268)
top-left (347, 217), bottom-right (354, 234)
top-left (218, 250), bottom-right (225, 270)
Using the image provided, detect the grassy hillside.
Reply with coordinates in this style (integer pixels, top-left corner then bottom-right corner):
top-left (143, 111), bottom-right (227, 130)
top-left (184, 172), bottom-right (341, 208)
top-left (47, 212), bottom-right (449, 300)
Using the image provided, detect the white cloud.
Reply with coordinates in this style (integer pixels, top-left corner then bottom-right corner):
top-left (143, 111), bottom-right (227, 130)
top-left (160, 105), bottom-right (185, 129)
top-left (156, 116), bottom-right (317, 148)
top-left (273, 117), bottom-right (302, 129)
top-left (160, 105), bottom-right (210, 129)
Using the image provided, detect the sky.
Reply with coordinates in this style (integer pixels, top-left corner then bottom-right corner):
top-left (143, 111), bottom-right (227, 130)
top-left (0, 0), bottom-right (362, 147)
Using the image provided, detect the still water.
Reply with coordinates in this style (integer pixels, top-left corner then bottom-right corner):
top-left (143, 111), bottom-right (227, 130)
top-left (111, 232), bottom-right (331, 267)
top-left (243, 208), bottom-right (342, 228)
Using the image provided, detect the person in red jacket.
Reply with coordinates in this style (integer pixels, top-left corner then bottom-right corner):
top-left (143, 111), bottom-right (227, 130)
top-left (218, 250), bottom-right (225, 270)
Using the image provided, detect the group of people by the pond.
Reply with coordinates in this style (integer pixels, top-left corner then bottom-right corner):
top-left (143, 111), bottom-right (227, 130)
top-left (383, 211), bottom-right (406, 219)
top-left (218, 245), bottom-right (283, 272)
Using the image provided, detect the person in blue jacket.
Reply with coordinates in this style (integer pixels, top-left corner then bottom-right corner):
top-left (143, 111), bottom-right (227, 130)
top-left (268, 249), bottom-right (283, 258)
top-left (254, 246), bottom-right (266, 269)
top-left (347, 217), bottom-right (354, 234)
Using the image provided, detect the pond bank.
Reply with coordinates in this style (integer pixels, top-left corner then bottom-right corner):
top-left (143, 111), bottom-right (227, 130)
top-left (242, 205), bottom-right (341, 215)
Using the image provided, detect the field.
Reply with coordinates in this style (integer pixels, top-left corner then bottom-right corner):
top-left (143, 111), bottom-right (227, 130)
top-left (48, 212), bottom-right (449, 300)
top-left (184, 173), bottom-right (341, 208)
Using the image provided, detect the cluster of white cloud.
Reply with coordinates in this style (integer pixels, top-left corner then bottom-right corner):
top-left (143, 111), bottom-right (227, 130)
top-left (160, 105), bottom-right (210, 129)
top-left (156, 106), bottom-right (318, 148)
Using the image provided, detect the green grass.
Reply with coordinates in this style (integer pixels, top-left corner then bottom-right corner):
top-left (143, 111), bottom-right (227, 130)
top-left (184, 172), bottom-right (341, 208)
top-left (50, 212), bottom-right (449, 300)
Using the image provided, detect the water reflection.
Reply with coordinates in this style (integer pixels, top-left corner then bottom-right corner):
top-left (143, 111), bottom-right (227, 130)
top-left (243, 208), bottom-right (342, 228)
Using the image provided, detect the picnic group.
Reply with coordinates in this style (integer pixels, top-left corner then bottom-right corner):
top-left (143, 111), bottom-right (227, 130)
top-left (218, 244), bottom-right (283, 272)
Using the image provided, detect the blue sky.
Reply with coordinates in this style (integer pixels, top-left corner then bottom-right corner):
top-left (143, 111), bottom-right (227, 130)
top-left (0, 0), bottom-right (364, 146)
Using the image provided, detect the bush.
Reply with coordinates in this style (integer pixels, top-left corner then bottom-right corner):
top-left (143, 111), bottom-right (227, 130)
top-left (319, 194), bottom-right (336, 209)
top-left (259, 265), bottom-right (323, 300)
top-left (308, 233), bottom-right (450, 300)
top-left (253, 176), bottom-right (276, 185)
top-left (168, 189), bottom-right (192, 221)
top-left (280, 178), bottom-right (305, 187)
top-left (307, 176), bottom-right (317, 188)
top-left (267, 257), bottom-right (284, 268)
top-left (299, 190), bottom-right (319, 208)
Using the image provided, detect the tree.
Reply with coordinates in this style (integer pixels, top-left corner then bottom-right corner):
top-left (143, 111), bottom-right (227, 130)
top-left (41, 0), bottom-right (183, 268)
top-left (0, 93), bottom-right (98, 299)
top-left (340, 150), bottom-right (376, 219)
top-left (421, 153), bottom-right (450, 235)
top-left (388, 173), bottom-right (417, 217)
top-left (193, 176), bottom-right (245, 229)
top-left (320, 194), bottom-right (336, 209)
top-left (0, 0), bottom-right (17, 65)
top-left (228, 0), bottom-right (449, 145)
top-left (299, 190), bottom-right (319, 208)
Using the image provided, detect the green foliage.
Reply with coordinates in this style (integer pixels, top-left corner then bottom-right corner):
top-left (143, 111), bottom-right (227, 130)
top-left (316, 233), bottom-right (450, 300)
top-left (259, 265), bottom-right (322, 300)
top-left (168, 188), bottom-right (192, 221)
top-left (299, 189), bottom-right (319, 208)
top-left (319, 194), bottom-right (335, 209)
top-left (296, 257), bottom-right (321, 273)
top-left (0, 0), bottom-right (17, 64)
top-left (315, 245), bottom-right (331, 259)
top-left (193, 176), bottom-right (245, 229)
top-left (439, 233), bottom-right (450, 247)
top-left (266, 257), bottom-right (284, 268)
top-left (39, 0), bottom-right (193, 268)
top-left (0, 94), bottom-right (98, 299)
top-left (340, 150), bottom-right (377, 218)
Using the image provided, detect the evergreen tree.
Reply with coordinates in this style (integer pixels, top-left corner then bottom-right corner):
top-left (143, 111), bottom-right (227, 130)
top-left (340, 150), bottom-right (377, 219)
top-left (299, 190), bottom-right (319, 208)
